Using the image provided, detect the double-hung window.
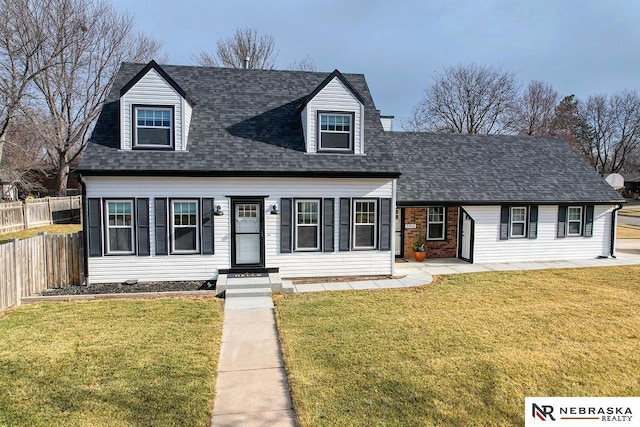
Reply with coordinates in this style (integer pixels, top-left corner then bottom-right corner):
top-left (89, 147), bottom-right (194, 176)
top-left (426, 207), bottom-right (445, 240)
top-left (295, 200), bottom-right (320, 251)
top-left (510, 207), bottom-right (527, 238)
top-left (171, 200), bottom-right (199, 253)
top-left (319, 113), bottom-right (353, 151)
top-left (353, 200), bottom-right (377, 249)
top-left (567, 206), bottom-right (583, 236)
top-left (105, 200), bottom-right (134, 254)
top-left (134, 106), bottom-right (173, 147)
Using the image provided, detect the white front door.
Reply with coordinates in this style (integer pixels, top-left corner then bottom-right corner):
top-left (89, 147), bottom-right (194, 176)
top-left (232, 200), bottom-right (264, 267)
top-left (395, 208), bottom-right (403, 257)
top-left (460, 210), bottom-right (473, 262)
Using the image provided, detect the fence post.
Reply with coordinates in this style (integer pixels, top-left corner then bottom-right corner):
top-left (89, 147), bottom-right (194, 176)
top-left (48, 198), bottom-right (53, 226)
top-left (11, 239), bottom-right (22, 306)
top-left (23, 202), bottom-right (29, 230)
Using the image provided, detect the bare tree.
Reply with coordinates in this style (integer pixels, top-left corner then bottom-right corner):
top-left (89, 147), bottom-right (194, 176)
top-left (193, 28), bottom-right (277, 69)
top-left (403, 63), bottom-right (518, 134)
top-left (578, 91), bottom-right (640, 175)
top-left (288, 55), bottom-right (317, 72)
top-left (27, 0), bottom-right (161, 195)
top-left (0, 113), bottom-right (48, 198)
top-left (0, 0), bottom-right (72, 166)
top-left (510, 80), bottom-right (559, 135)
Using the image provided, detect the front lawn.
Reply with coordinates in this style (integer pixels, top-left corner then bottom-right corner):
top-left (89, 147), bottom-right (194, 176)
top-left (275, 267), bottom-right (640, 426)
top-left (0, 224), bottom-right (82, 243)
top-left (618, 223), bottom-right (640, 239)
top-left (0, 298), bottom-right (223, 426)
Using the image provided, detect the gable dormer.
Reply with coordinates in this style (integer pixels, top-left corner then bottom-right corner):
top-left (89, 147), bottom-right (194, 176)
top-left (300, 70), bottom-right (365, 155)
top-left (119, 61), bottom-right (194, 151)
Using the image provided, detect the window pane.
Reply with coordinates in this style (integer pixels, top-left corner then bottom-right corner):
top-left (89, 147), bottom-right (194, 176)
top-left (138, 128), bottom-right (171, 146)
top-left (355, 224), bottom-right (375, 247)
top-left (110, 228), bottom-right (132, 252)
top-left (297, 226), bottom-right (318, 249)
top-left (428, 207), bottom-right (444, 222)
top-left (568, 207), bottom-right (582, 221)
top-left (175, 227), bottom-right (196, 251)
top-left (512, 208), bottom-right (526, 222)
top-left (428, 223), bottom-right (444, 240)
top-left (512, 223), bottom-right (525, 236)
top-left (568, 222), bottom-right (581, 235)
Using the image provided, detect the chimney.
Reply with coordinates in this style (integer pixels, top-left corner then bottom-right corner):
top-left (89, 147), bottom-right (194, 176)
top-left (243, 57), bottom-right (249, 69)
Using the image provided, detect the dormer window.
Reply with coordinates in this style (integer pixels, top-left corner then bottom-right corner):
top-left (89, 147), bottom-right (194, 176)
top-left (134, 106), bottom-right (173, 148)
top-left (318, 112), bottom-right (353, 152)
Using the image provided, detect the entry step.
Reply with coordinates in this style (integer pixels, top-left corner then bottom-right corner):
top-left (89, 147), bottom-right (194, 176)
top-left (225, 288), bottom-right (272, 298)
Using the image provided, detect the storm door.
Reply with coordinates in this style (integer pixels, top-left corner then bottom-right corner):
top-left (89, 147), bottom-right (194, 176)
top-left (231, 199), bottom-right (265, 268)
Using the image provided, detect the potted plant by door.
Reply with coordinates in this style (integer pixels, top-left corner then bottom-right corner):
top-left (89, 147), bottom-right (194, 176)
top-left (411, 234), bottom-right (427, 262)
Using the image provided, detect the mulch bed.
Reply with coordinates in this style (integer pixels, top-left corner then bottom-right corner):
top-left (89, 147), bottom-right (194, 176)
top-left (43, 281), bottom-right (214, 296)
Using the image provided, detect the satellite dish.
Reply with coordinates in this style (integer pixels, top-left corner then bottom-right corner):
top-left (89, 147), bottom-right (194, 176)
top-left (605, 173), bottom-right (624, 189)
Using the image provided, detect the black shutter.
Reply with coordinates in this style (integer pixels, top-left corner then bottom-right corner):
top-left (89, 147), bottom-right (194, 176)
top-left (136, 198), bottom-right (150, 256)
top-left (323, 198), bottom-right (334, 252)
top-left (87, 198), bottom-right (102, 257)
top-left (584, 205), bottom-right (595, 237)
top-left (379, 198), bottom-right (392, 251)
top-left (201, 198), bottom-right (215, 254)
top-left (155, 198), bottom-right (168, 255)
top-left (281, 198), bottom-right (292, 253)
top-left (499, 206), bottom-right (509, 240)
top-left (339, 198), bottom-right (351, 251)
top-left (557, 205), bottom-right (568, 238)
top-left (528, 205), bottom-right (538, 239)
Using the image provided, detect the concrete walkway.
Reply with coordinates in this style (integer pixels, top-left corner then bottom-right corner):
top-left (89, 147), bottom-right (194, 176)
top-left (211, 295), bottom-right (295, 426)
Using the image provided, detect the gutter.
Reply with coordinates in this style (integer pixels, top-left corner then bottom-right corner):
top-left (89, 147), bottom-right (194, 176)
top-left (78, 174), bottom-right (89, 285)
top-left (610, 203), bottom-right (624, 258)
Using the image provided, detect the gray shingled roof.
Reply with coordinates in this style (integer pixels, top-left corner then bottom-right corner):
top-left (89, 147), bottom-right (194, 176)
top-left (80, 62), bottom-right (622, 204)
top-left (390, 133), bottom-right (623, 204)
top-left (78, 63), bottom-right (398, 177)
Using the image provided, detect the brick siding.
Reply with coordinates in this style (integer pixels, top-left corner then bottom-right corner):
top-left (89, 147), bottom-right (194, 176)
top-left (401, 206), bottom-right (458, 259)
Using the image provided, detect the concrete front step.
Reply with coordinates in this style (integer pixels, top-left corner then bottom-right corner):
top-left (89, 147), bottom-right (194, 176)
top-left (216, 272), bottom-right (287, 296)
top-left (225, 287), bottom-right (272, 298)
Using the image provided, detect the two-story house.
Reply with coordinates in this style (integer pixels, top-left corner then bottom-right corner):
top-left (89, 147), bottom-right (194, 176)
top-left (77, 61), bottom-right (623, 284)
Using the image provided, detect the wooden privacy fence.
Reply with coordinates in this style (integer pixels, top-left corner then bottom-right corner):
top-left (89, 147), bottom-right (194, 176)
top-left (0, 232), bottom-right (84, 311)
top-left (0, 196), bottom-right (82, 234)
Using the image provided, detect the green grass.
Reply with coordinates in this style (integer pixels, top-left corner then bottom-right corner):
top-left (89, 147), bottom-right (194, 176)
top-left (275, 267), bottom-right (640, 426)
top-left (0, 298), bottom-right (223, 426)
top-left (0, 224), bottom-right (82, 243)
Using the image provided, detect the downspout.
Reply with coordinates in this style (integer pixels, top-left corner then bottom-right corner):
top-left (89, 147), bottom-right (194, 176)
top-left (79, 174), bottom-right (90, 285)
top-left (610, 204), bottom-right (624, 258)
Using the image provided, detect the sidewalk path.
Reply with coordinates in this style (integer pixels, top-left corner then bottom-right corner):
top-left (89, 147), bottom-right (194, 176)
top-left (211, 296), bottom-right (295, 427)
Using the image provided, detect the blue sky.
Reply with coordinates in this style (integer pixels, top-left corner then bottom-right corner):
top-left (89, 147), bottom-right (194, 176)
top-left (112, 0), bottom-right (640, 126)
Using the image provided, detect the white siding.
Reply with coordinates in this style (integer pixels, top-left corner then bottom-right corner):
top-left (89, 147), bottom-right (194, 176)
top-left (85, 176), bottom-right (394, 283)
top-left (303, 77), bottom-right (364, 154)
top-left (463, 205), bottom-right (613, 263)
top-left (183, 99), bottom-right (192, 150)
top-left (120, 68), bottom-right (189, 151)
top-left (300, 106), bottom-right (308, 151)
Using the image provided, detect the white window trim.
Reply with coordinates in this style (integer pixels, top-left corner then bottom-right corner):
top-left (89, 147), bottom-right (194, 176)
top-left (133, 106), bottom-right (174, 148)
top-left (104, 200), bottom-right (135, 255)
top-left (510, 206), bottom-right (527, 238)
top-left (171, 199), bottom-right (199, 254)
top-left (294, 199), bottom-right (321, 251)
top-left (426, 206), bottom-right (446, 241)
top-left (352, 199), bottom-right (377, 250)
top-left (318, 112), bottom-right (353, 152)
top-left (567, 206), bottom-right (583, 236)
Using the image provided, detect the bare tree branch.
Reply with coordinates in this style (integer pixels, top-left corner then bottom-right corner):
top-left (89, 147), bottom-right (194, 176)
top-left (194, 28), bottom-right (277, 69)
top-left (288, 55), bottom-right (317, 72)
top-left (403, 64), bottom-right (518, 134)
top-left (26, 0), bottom-right (162, 195)
top-left (509, 80), bottom-right (559, 135)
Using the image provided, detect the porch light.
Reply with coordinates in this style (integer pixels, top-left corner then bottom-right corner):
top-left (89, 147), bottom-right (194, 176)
top-left (270, 204), bottom-right (279, 215)
top-left (213, 205), bottom-right (224, 216)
